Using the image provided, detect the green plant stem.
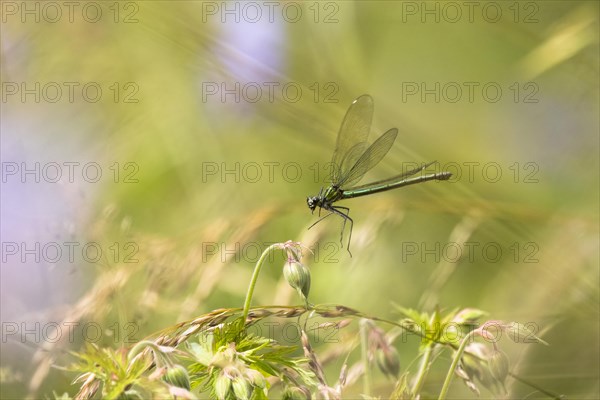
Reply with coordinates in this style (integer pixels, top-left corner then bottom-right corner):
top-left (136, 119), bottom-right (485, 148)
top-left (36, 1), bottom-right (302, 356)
top-left (241, 243), bottom-right (280, 325)
top-left (359, 319), bottom-right (372, 397)
top-left (438, 329), bottom-right (478, 400)
top-left (128, 340), bottom-right (173, 367)
top-left (508, 372), bottom-right (563, 400)
top-left (411, 343), bottom-right (433, 399)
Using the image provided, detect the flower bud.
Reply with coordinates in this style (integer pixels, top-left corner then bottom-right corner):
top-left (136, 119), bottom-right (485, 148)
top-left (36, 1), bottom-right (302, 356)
top-left (245, 368), bottom-right (266, 389)
top-left (506, 322), bottom-right (549, 345)
top-left (488, 349), bottom-right (509, 384)
top-left (215, 374), bottom-right (231, 400)
top-left (232, 376), bottom-right (250, 400)
top-left (375, 346), bottom-right (400, 378)
top-left (452, 308), bottom-right (488, 325)
top-left (460, 343), bottom-right (489, 381)
top-left (283, 261), bottom-right (311, 301)
top-left (162, 365), bottom-right (191, 391)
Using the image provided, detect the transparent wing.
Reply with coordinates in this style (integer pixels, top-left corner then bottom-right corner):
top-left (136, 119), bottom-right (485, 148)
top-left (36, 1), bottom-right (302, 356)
top-left (336, 128), bottom-right (399, 188)
top-left (330, 95), bottom-right (374, 184)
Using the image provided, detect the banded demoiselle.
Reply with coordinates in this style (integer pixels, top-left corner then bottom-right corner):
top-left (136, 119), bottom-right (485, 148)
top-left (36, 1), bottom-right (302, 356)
top-left (306, 94), bottom-right (451, 255)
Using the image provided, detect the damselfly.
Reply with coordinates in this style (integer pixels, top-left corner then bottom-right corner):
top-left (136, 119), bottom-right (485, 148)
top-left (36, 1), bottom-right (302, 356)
top-left (306, 94), bottom-right (451, 255)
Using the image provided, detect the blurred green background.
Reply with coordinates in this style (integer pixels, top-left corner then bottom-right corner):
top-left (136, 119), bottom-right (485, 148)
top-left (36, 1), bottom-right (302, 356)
top-left (1, 1), bottom-right (598, 398)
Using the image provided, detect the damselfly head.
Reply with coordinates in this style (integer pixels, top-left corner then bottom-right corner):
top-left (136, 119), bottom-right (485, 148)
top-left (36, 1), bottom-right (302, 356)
top-left (307, 196), bottom-right (319, 213)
